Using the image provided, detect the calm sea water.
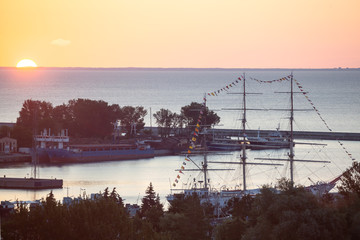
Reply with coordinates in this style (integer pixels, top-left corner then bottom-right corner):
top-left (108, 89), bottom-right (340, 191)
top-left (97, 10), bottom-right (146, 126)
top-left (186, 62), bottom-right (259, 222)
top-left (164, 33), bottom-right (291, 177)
top-left (0, 68), bottom-right (359, 205)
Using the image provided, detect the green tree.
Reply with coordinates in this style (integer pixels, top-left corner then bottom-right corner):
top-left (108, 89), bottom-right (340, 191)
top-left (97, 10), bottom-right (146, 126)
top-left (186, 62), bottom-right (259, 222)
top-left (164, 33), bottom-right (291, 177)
top-left (139, 183), bottom-right (164, 232)
top-left (14, 99), bottom-right (54, 147)
top-left (67, 99), bottom-right (120, 138)
top-left (338, 161), bottom-right (360, 198)
top-left (153, 108), bottom-right (175, 138)
top-left (52, 103), bottom-right (73, 133)
top-left (163, 194), bottom-right (211, 240)
top-left (16, 99), bottom-right (54, 131)
top-left (119, 106), bottom-right (147, 137)
top-left (181, 102), bottom-right (220, 128)
top-left (2, 190), bottom-right (132, 240)
top-left (241, 185), bottom-right (347, 240)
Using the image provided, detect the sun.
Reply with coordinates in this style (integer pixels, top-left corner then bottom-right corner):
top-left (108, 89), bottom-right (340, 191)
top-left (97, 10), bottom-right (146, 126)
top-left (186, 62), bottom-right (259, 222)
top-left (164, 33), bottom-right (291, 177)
top-left (16, 59), bottom-right (38, 68)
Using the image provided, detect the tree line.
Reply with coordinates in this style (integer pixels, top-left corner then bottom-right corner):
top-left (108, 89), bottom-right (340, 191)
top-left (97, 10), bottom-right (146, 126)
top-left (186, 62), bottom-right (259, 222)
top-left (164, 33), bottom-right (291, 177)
top-left (1, 164), bottom-right (360, 239)
top-left (0, 99), bottom-right (220, 147)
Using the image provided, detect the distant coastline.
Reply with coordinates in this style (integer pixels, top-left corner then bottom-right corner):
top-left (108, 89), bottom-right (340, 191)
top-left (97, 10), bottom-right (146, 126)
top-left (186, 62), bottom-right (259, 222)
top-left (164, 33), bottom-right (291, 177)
top-left (1, 67), bottom-right (359, 71)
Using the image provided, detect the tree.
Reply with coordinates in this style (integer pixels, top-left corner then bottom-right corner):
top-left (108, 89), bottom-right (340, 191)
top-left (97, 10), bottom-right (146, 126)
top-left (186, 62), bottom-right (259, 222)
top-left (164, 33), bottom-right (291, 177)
top-left (240, 185), bottom-right (347, 240)
top-left (153, 108), bottom-right (175, 138)
top-left (172, 112), bottom-right (186, 135)
top-left (338, 161), bottom-right (360, 198)
top-left (14, 99), bottom-right (54, 147)
top-left (52, 103), bottom-right (73, 133)
top-left (164, 194), bottom-right (211, 240)
top-left (139, 183), bottom-right (164, 232)
top-left (66, 99), bottom-right (120, 138)
top-left (2, 190), bottom-right (131, 240)
top-left (181, 102), bottom-right (220, 128)
top-left (119, 106), bottom-right (147, 137)
top-left (16, 99), bottom-right (54, 131)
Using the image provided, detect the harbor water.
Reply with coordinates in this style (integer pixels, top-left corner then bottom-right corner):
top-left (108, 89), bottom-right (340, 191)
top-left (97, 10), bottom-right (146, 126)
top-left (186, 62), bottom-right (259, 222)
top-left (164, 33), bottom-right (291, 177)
top-left (0, 68), bottom-right (359, 205)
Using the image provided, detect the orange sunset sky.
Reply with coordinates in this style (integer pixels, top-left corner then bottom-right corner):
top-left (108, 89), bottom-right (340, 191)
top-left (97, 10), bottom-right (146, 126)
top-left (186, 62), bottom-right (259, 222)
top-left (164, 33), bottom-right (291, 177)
top-left (1, 0), bottom-right (359, 68)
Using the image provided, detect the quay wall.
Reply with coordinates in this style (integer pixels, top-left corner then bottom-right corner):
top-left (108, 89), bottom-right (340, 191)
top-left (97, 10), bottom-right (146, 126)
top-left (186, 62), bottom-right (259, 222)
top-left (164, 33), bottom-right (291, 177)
top-left (209, 129), bottom-right (360, 141)
top-left (144, 127), bottom-right (360, 141)
top-left (0, 177), bottom-right (63, 189)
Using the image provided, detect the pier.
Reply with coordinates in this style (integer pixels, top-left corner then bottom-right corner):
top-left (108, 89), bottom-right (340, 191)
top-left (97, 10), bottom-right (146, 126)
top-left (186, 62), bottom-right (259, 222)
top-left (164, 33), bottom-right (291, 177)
top-left (0, 177), bottom-right (63, 189)
top-left (144, 127), bottom-right (360, 141)
top-left (207, 129), bottom-right (360, 141)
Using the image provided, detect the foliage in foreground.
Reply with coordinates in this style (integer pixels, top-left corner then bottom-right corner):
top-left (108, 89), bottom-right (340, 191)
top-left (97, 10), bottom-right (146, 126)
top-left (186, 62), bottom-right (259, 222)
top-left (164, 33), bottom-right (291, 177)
top-left (2, 177), bottom-right (360, 239)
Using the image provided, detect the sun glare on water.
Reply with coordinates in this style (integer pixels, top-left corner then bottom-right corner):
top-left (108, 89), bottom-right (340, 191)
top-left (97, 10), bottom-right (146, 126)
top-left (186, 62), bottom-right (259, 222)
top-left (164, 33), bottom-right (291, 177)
top-left (16, 59), bottom-right (38, 68)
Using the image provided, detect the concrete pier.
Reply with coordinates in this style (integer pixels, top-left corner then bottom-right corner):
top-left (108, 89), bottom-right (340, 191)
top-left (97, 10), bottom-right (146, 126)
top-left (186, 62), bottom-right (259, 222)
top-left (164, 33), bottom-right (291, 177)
top-left (208, 129), bottom-right (360, 141)
top-left (0, 177), bottom-right (63, 189)
top-left (144, 127), bottom-right (360, 141)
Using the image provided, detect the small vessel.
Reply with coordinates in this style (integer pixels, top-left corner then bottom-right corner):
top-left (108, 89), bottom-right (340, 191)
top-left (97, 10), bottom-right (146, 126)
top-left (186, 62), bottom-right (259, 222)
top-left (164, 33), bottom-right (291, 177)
top-left (207, 128), bottom-right (292, 151)
top-left (35, 129), bottom-right (154, 163)
top-left (46, 143), bottom-right (154, 163)
top-left (247, 126), bottom-right (293, 150)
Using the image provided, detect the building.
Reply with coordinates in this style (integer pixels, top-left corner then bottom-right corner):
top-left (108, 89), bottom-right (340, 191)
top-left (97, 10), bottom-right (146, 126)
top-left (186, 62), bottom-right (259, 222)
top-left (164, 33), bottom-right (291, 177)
top-left (0, 137), bottom-right (17, 154)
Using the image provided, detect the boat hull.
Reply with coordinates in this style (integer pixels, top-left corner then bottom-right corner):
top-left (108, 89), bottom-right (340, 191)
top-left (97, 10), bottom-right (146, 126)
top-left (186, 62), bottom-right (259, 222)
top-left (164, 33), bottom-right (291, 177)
top-left (46, 148), bottom-right (155, 163)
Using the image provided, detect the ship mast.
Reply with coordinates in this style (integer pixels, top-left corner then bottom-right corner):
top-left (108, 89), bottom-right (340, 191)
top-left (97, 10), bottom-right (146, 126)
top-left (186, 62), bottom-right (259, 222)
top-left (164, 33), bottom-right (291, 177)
top-left (289, 73), bottom-right (294, 185)
top-left (254, 73), bottom-right (331, 185)
top-left (241, 73), bottom-right (247, 191)
top-left (203, 95), bottom-right (209, 191)
top-left (211, 74), bottom-right (283, 191)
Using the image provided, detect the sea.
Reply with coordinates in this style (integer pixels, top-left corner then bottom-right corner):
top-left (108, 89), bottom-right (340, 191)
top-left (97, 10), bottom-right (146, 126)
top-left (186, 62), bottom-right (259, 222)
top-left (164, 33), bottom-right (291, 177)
top-left (0, 68), bottom-right (359, 206)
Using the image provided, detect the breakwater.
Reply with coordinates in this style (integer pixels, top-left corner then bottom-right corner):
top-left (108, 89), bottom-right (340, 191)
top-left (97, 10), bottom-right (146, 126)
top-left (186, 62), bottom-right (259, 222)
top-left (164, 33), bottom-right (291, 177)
top-left (0, 177), bottom-right (63, 189)
top-left (210, 129), bottom-right (360, 141)
top-left (144, 127), bottom-right (360, 141)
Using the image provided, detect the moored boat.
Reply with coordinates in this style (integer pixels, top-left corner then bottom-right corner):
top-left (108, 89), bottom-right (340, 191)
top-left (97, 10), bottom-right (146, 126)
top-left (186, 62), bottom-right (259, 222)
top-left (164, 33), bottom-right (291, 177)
top-left (35, 129), bottom-right (154, 163)
top-left (46, 143), bottom-right (154, 163)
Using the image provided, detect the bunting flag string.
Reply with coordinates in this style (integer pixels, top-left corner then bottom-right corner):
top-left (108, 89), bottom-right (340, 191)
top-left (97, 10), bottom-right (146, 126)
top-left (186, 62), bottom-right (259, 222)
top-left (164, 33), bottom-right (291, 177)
top-left (207, 76), bottom-right (243, 97)
top-left (172, 96), bottom-right (207, 187)
top-left (294, 78), bottom-right (356, 162)
top-left (250, 75), bottom-right (292, 83)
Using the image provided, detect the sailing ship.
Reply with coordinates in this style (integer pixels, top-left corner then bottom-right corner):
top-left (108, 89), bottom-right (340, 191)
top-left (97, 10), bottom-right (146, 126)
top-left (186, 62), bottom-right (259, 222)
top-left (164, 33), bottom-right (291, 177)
top-left (167, 73), bottom-right (344, 209)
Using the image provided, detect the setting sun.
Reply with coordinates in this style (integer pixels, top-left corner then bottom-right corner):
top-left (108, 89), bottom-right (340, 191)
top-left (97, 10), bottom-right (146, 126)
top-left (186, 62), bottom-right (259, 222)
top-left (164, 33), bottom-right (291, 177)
top-left (16, 59), bottom-right (37, 68)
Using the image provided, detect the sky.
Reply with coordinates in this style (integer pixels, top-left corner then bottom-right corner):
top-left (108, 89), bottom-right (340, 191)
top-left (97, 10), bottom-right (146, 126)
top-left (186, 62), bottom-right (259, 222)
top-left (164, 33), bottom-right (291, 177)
top-left (0, 0), bottom-right (359, 68)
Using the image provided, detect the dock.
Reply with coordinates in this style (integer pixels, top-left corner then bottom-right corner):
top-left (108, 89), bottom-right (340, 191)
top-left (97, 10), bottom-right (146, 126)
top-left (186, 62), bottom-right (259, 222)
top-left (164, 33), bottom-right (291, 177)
top-left (144, 127), bottom-right (360, 141)
top-left (208, 129), bottom-right (360, 141)
top-left (0, 177), bottom-right (63, 189)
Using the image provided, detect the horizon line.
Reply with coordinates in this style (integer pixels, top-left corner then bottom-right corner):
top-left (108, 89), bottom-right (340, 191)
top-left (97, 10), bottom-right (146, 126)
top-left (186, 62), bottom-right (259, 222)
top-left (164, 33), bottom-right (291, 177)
top-left (1, 66), bottom-right (359, 71)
